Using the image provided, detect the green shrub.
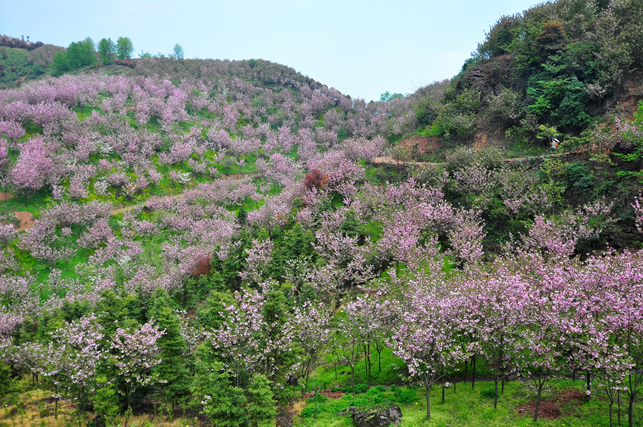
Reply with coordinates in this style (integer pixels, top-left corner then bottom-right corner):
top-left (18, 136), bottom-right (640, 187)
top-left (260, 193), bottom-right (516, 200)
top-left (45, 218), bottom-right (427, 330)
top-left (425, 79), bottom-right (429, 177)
top-left (480, 387), bottom-right (497, 399)
top-left (306, 393), bottom-right (328, 404)
top-left (342, 383), bottom-right (369, 394)
top-left (392, 387), bottom-right (418, 404)
top-left (300, 406), bottom-right (326, 418)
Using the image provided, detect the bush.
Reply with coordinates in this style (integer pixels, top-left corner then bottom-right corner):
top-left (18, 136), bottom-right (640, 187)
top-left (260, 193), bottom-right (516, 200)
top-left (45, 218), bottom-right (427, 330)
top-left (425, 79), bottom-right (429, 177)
top-left (300, 406), bottom-right (326, 418)
top-left (342, 383), bottom-right (369, 394)
top-left (392, 387), bottom-right (418, 404)
top-left (480, 387), bottom-right (497, 399)
top-left (306, 393), bottom-right (328, 404)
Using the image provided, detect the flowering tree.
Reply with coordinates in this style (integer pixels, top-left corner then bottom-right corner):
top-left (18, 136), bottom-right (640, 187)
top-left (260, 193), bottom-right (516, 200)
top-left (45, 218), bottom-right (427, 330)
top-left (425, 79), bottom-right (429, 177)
top-left (110, 322), bottom-right (165, 419)
top-left (292, 301), bottom-right (332, 396)
top-left (49, 314), bottom-right (104, 410)
top-left (389, 284), bottom-right (468, 420)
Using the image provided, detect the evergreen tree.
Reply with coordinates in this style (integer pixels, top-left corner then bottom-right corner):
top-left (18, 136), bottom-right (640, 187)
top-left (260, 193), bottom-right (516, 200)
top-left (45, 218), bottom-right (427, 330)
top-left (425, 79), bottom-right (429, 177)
top-left (149, 290), bottom-right (191, 411)
top-left (246, 374), bottom-right (276, 427)
top-left (192, 359), bottom-right (248, 427)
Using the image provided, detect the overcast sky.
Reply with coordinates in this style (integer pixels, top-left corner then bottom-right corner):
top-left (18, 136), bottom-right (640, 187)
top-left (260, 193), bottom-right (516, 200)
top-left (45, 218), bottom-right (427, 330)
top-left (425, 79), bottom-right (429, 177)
top-left (1, 0), bottom-right (539, 101)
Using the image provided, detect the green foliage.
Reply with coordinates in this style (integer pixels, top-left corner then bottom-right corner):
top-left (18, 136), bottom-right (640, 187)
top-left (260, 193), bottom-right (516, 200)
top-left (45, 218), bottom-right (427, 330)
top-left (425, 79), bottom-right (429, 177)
top-left (67, 38), bottom-right (97, 70)
top-left (479, 386), bottom-right (497, 399)
top-left (566, 161), bottom-right (595, 196)
top-left (172, 44), bottom-right (184, 60)
top-left (50, 51), bottom-right (70, 76)
top-left (379, 92), bottom-right (404, 102)
top-left (149, 290), bottom-right (191, 407)
top-left (0, 47), bottom-right (47, 87)
top-left (477, 14), bottom-right (522, 58)
top-left (0, 362), bottom-right (12, 396)
top-left (191, 360), bottom-right (248, 427)
top-left (246, 374), bottom-right (276, 426)
top-left (91, 376), bottom-right (120, 426)
top-left (536, 20), bottom-right (568, 58)
top-left (392, 386), bottom-right (419, 404)
top-left (196, 290), bottom-right (236, 330)
top-left (97, 38), bottom-right (116, 66)
top-left (430, 88), bottom-right (480, 140)
top-left (116, 37), bottom-right (134, 60)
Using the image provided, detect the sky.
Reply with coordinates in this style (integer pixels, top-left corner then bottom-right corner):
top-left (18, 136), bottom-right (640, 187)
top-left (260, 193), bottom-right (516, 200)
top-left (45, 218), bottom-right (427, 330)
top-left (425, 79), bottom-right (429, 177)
top-left (1, 0), bottom-right (540, 102)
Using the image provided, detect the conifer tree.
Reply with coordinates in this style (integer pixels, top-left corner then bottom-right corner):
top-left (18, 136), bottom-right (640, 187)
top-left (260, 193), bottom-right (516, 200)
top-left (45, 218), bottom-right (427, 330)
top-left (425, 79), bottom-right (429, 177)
top-left (149, 289), bottom-right (191, 411)
top-left (246, 374), bottom-right (276, 427)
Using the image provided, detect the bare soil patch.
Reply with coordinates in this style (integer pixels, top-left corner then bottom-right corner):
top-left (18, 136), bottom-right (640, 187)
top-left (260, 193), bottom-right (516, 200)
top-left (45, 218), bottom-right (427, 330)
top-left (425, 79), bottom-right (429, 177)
top-left (14, 211), bottom-right (34, 230)
top-left (398, 134), bottom-right (439, 156)
top-left (0, 192), bottom-right (14, 202)
top-left (304, 390), bottom-right (345, 399)
top-left (517, 389), bottom-right (584, 420)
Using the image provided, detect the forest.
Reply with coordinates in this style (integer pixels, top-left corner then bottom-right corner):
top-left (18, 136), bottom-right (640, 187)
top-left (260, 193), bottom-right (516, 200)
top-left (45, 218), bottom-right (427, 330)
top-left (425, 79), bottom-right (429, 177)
top-left (0, 0), bottom-right (643, 426)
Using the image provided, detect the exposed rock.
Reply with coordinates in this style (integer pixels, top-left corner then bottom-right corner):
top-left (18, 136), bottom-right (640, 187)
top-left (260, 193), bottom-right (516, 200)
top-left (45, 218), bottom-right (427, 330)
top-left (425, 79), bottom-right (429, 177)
top-left (287, 375), bottom-right (298, 387)
top-left (341, 405), bottom-right (403, 427)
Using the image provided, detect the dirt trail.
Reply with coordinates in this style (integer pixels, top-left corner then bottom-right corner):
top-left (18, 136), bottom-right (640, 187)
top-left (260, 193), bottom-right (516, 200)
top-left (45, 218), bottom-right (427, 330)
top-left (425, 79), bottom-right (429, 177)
top-left (374, 149), bottom-right (587, 168)
top-left (14, 211), bottom-right (34, 230)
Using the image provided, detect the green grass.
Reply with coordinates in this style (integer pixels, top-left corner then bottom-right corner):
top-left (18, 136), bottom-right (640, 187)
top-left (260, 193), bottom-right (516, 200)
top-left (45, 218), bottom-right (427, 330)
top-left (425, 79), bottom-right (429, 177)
top-left (300, 346), bottom-right (636, 426)
top-left (0, 192), bottom-right (48, 216)
top-left (295, 378), bottom-right (638, 426)
top-left (310, 347), bottom-right (404, 391)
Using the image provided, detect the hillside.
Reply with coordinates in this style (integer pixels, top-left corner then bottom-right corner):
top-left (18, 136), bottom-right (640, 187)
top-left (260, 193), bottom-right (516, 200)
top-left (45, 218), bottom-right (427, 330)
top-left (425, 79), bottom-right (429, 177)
top-left (0, 1), bottom-right (643, 426)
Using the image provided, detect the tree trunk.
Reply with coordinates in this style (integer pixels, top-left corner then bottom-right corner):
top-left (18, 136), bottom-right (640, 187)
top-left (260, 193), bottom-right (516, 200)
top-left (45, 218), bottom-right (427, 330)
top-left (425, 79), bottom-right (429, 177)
top-left (494, 376), bottom-right (499, 409)
top-left (501, 376), bottom-right (505, 395)
top-left (425, 385), bottom-right (431, 420)
top-left (472, 354), bottom-right (476, 390)
top-left (377, 349), bottom-right (382, 373)
top-left (534, 380), bottom-right (544, 423)
top-left (304, 374), bottom-right (309, 399)
top-left (617, 389), bottom-right (621, 426)
top-left (464, 359), bottom-right (468, 383)
top-left (586, 370), bottom-right (591, 402)
top-left (609, 399), bottom-right (614, 427)
top-left (628, 394), bottom-right (634, 427)
top-left (351, 366), bottom-right (355, 397)
top-left (442, 384), bottom-right (445, 404)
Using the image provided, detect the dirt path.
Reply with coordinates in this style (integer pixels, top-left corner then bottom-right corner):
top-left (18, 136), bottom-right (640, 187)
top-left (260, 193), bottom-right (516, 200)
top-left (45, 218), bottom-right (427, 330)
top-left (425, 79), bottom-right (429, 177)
top-left (373, 157), bottom-right (438, 166)
top-left (14, 211), bottom-right (35, 230)
top-left (0, 192), bottom-right (14, 202)
top-left (374, 150), bottom-right (585, 168)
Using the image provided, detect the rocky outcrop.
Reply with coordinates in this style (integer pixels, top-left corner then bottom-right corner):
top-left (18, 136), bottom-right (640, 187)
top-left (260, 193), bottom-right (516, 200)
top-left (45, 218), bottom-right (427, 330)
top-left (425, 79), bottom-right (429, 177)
top-left (341, 405), bottom-right (403, 427)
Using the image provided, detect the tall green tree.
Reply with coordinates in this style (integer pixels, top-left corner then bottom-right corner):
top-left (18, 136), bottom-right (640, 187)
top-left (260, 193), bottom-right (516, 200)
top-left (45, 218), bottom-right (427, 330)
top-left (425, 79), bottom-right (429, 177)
top-left (80, 37), bottom-right (97, 66)
top-left (51, 51), bottom-right (70, 76)
top-left (172, 43), bottom-right (184, 59)
top-left (66, 42), bottom-right (84, 69)
top-left (116, 37), bottom-right (134, 59)
top-left (97, 38), bottom-right (116, 65)
top-left (149, 290), bottom-right (191, 411)
top-left (246, 374), bottom-right (276, 427)
top-left (191, 358), bottom-right (248, 427)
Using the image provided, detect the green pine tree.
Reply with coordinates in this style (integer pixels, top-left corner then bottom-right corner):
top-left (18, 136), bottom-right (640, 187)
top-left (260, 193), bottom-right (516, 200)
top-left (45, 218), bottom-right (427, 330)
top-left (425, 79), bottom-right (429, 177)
top-left (149, 290), bottom-right (191, 411)
top-left (246, 374), bottom-right (276, 427)
top-left (192, 359), bottom-right (248, 427)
